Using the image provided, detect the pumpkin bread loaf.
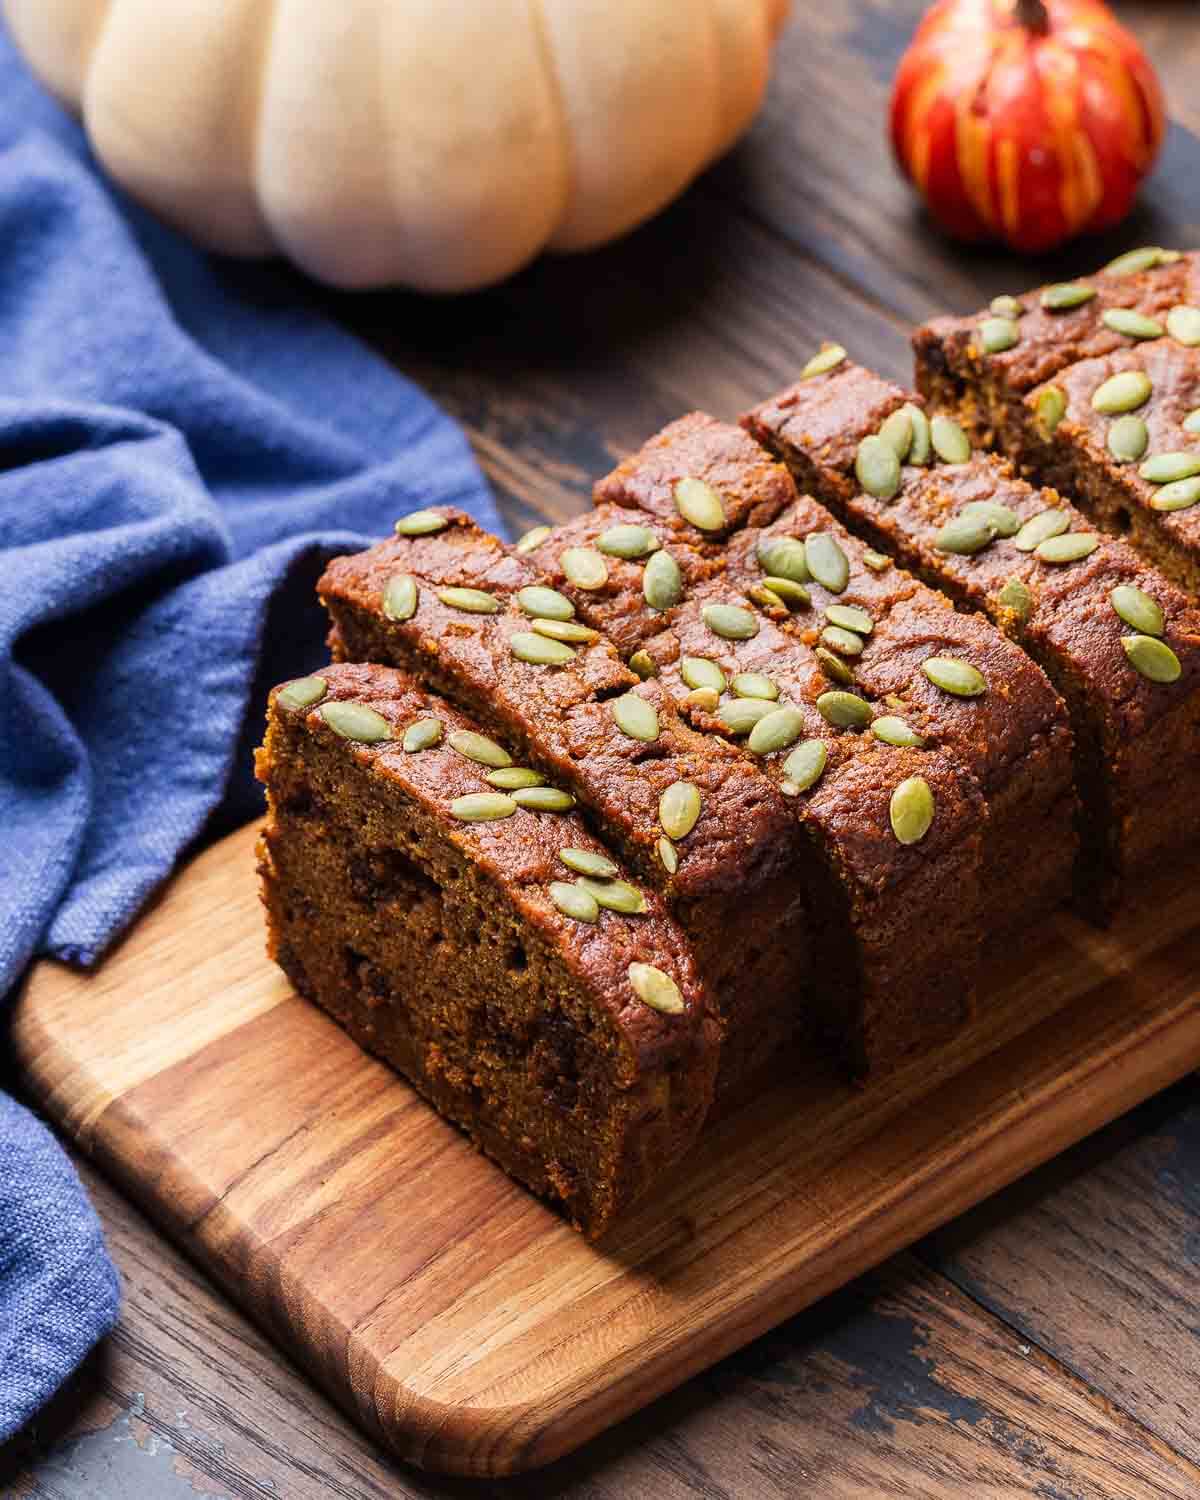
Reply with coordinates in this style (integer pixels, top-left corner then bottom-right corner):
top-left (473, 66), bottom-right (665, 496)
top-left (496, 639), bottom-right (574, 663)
top-left (743, 355), bottom-right (1200, 918)
top-left (256, 662), bottom-right (718, 1239)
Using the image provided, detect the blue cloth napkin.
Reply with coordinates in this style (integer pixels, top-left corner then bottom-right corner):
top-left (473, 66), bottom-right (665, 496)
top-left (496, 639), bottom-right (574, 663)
top-left (0, 19), bottom-right (498, 1441)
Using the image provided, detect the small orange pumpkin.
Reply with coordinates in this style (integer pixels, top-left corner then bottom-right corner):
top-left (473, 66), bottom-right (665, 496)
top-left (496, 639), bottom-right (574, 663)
top-left (890, 0), bottom-right (1165, 253)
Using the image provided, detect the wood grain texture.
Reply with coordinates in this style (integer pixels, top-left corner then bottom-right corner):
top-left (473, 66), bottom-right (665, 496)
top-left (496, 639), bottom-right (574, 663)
top-left (12, 823), bottom-right (1200, 1476)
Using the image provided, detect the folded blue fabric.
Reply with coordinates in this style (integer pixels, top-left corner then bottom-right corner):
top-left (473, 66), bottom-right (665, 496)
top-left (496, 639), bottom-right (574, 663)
top-left (0, 19), bottom-right (498, 1440)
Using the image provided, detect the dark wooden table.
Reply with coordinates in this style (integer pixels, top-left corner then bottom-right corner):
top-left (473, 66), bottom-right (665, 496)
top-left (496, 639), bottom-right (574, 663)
top-left (4, 3), bottom-right (1200, 1495)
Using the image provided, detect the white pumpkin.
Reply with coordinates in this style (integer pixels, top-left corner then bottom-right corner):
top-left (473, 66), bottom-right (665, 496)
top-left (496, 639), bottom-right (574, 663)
top-left (4, 0), bottom-right (791, 291)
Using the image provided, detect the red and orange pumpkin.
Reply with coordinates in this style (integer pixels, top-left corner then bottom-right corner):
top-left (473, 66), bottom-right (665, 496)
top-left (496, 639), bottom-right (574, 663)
top-left (890, 0), bottom-right (1165, 253)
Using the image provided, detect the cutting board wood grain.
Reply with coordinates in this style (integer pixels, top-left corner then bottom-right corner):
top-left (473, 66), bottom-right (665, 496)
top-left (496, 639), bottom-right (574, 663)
top-left (14, 822), bottom-right (1200, 1477)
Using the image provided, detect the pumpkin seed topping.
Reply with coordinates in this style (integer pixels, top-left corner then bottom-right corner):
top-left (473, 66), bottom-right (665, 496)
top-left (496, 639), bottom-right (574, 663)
top-left (382, 574), bottom-right (418, 622)
top-left (961, 500), bottom-right (1022, 538)
top-left (1036, 385), bottom-right (1068, 433)
top-left (510, 631), bottom-right (577, 665)
top-left (1108, 414), bottom-right (1149, 463)
top-left (990, 295), bottom-right (1023, 319)
top-left (643, 549), bottom-right (684, 611)
top-left (1041, 282), bottom-right (1096, 311)
top-left (561, 547), bottom-right (609, 590)
top-left (395, 509), bottom-right (448, 536)
top-left (863, 549), bottom-right (891, 572)
top-left (1184, 409), bottom-right (1200, 434)
top-left (1167, 305), bottom-right (1200, 346)
top-left (450, 792), bottom-right (517, 822)
top-left (821, 625), bottom-right (866, 657)
top-left (718, 698), bottom-right (775, 735)
top-left (319, 700), bottom-right (392, 742)
top-left (879, 407), bottom-right (914, 463)
top-left (907, 405), bottom-right (933, 467)
top-left (659, 782), bottom-right (702, 840)
top-left (674, 476), bottom-right (727, 532)
top-left (761, 576), bottom-right (812, 609)
top-left (816, 691), bottom-right (871, 729)
top-left (514, 524), bottom-right (551, 554)
top-left (980, 317), bottom-right (1020, 354)
top-left (559, 847), bottom-right (619, 879)
top-left (628, 962), bottom-right (684, 1014)
top-left (532, 618), bottom-right (600, 644)
top-left (923, 657), bottom-right (987, 697)
top-left (277, 676), bottom-right (327, 712)
top-left (871, 715), bottom-right (925, 748)
top-left (782, 739), bottom-right (828, 792)
top-left (931, 414), bottom-right (972, 464)
top-left (512, 786), bottom-right (575, 812)
top-left (448, 730), bottom-right (511, 768)
top-left (826, 604), bottom-right (874, 635)
top-left (596, 524), bottom-right (659, 559)
top-left (629, 649), bottom-right (658, 679)
top-left (1150, 477), bottom-right (1200, 511)
top-left (1035, 532), bottom-right (1100, 563)
top-left (1103, 308), bottom-right (1165, 340)
top-left (1092, 370), bottom-right (1152, 413)
top-left (815, 647), bottom-right (855, 685)
top-left (805, 533), bottom-right (851, 593)
top-left (611, 693), bottom-right (660, 741)
top-left (750, 584), bottom-right (785, 611)
top-left (437, 586), bottom-right (501, 614)
top-left (890, 777), bottom-right (934, 846)
top-left (681, 656), bottom-right (727, 694)
top-left (731, 672), bottom-right (779, 700)
top-left (1014, 508), bottom-right (1070, 552)
top-left (486, 766), bottom-right (545, 789)
top-left (757, 536), bottom-right (810, 582)
top-left (657, 836), bottom-right (678, 874)
top-left (402, 717), bottom-right (443, 753)
top-left (997, 577), bottom-right (1034, 624)
top-left (934, 514), bottom-right (997, 556)
top-left (550, 881), bottom-right (599, 923)
top-left (1110, 585), bottom-right (1164, 637)
top-left (855, 435), bottom-right (902, 500)
top-left (702, 603), bottom-right (760, 640)
top-left (517, 585), bottom-right (574, 620)
top-left (579, 878), bottom-right (648, 915)
top-left (1123, 634), bottom-right (1182, 684)
top-left (684, 687), bottom-right (721, 713)
top-left (801, 344), bottom-right (847, 379)
top-left (1140, 452), bottom-right (1200, 484)
top-left (1103, 246), bottom-right (1168, 276)
top-left (748, 706), bottom-right (806, 755)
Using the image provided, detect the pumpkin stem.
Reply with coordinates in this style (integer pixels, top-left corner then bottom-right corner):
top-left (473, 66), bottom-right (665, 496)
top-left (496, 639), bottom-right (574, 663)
top-left (1015, 0), bottom-right (1050, 31)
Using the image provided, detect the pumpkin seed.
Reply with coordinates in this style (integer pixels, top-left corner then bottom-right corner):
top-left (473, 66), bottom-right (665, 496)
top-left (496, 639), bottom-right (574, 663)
top-left (1139, 452), bottom-right (1200, 484)
top-left (923, 657), bottom-right (987, 697)
top-left (821, 625), bottom-right (866, 657)
top-left (996, 576), bottom-right (1034, 624)
top-left (319, 700), bottom-right (392, 742)
top-left (782, 739), bottom-right (827, 791)
top-left (934, 514), bottom-right (997, 556)
top-left (514, 524), bottom-right (551, 554)
top-left (907, 405), bottom-right (933, 467)
top-left (801, 343), bottom-right (847, 379)
top-left (1123, 634), bottom-right (1182, 684)
top-left (402, 717), bottom-right (443, 753)
top-left (1041, 282), bottom-right (1096, 311)
top-left (1110, 585), bottom-right (1164, 637)
top-left (559, 847), bottom-right (619, 879)
top-left (826, 604), bottom-right (874, 635)
top-left (931, 414), bottom-right (972, 464)
top-left (990, 295), bottom-right (1023, 319)
top-left (629, 649), bottom-right (658, 679)
top-left (817, 691), bottom-right (871, 729)
top-left (395, 509), bottom-right (447, 536)
top-left (449, 792), bottom-right (517, 822)
top-left (1035, 532), bottom-right (1100, 563)
top-left (757, 536), bottom-right (810, 582)
top-left (486, 766), bottom-right (545, 789)
top-left (659, 781), bottom-right (702, 840)
top-left (611, 693), bottom-right (660, 741)
top-left (1092, 370), bottom-right (1152, 413)
top-left (731, 672), bottom-right (779, 700)
top-left (532, 618), bottom-right (600, 644)
top-left (596, 524), bottom-right (659, 559)
top-left (1108, 414), bottom-right (1149, 463)
top-left (674, 476), bottom-right (727, 532)
top-left (657, 836), bottom-right (678, 874)
top-left (1103, 246), bottom-right (1168, 276)
top-left (560, 547), bottom-right (608, 590)
top-left (761, 576), bottom-right (812, 608)
top-left (805, 533), bottom-right (850, 593)
top-left (890, 777), bottom-right (934, 845)
top-left (718, 698), bottom-right (774, 735)
top-left (1102, 308), bottom-right (1165, 340)
top-left (1184, 409), bottom-right (1200, 434)
top-left (512, 786), bottom-right (575, 812)
top-left (749, 584), bottom-right (786, 611)
top-left (871, 714), bottom-right (925, 748)
top-left (979, 317), bottom-right (1020, 353)
top-left (517, 585), bottom-right (575, 620)
top-left (681, 656), bottom-right (726, 694)
top-left (643, 549), bottom-right (684, 610)
top-left (1036, 385), bottom-right (1068, 433)
top-left (1013, 508), bottom-right (1070, 551)
top-left (855, 435), bottom-right (901, 500)
top-left (815, 647), bottom-right (854, 685)
top-left (748, 706), bottom-right (806, 755)
top-left (277, 675), bottom-right (327, 711)
top-left (510, 631), bottom-right (577, 665)
top-left (684, 687), bottom-right (720, 713)
top-left (1150, 477), bottom-right (1200, 511)
top-left (550, 881), bottom-right (599, 923)
top-left (1166, 305), bottom-right (1200, 346)
top-left (437, 586), bottom-right (501, 614)
top-left (628, 962), bottom-right (684, 1013)
top-left (448, 730), bottom-right (512, 768)
top-left (383, 574), bottom-right (418, 621)
top-left (578, 878), bottom-right (647, 915)
top-left (879, 408), bottom-right (914, 463)
top-left (961, 500), bottom-right (1021, 537)
top-left (863, 549), bottom-right (891, 572)
top-left (702, 603), bottom-right (760, 640)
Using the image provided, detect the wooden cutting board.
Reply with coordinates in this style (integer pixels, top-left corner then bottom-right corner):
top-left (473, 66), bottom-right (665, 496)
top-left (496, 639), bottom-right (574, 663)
top-left (13, 822), bottom-right (1200, 1477)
